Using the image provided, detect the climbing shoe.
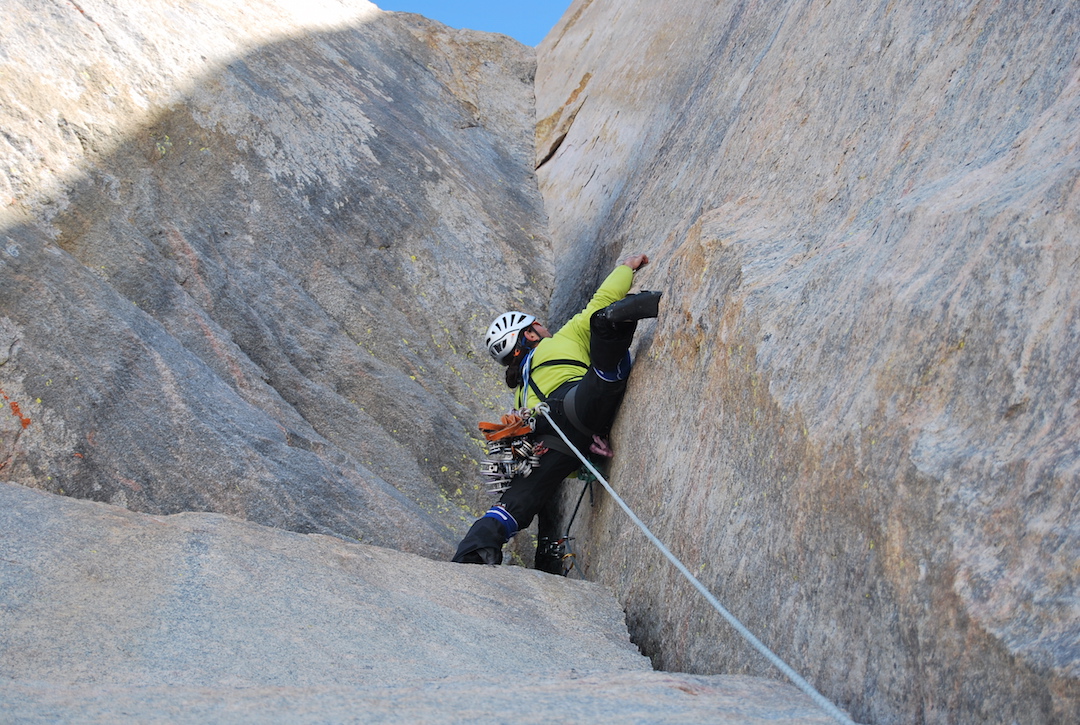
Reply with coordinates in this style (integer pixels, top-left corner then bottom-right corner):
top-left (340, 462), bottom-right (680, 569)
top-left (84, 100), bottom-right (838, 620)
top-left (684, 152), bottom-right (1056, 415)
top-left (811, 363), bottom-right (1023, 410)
top-left (597, 290), bottom-right (662, 325)
top-left (457, 546), bottom-right (502, 565)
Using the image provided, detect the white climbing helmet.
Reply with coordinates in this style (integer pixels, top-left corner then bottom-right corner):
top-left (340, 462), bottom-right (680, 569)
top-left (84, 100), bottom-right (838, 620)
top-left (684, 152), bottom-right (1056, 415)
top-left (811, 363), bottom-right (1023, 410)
top-left (484, 311), bottom-right (536, 364)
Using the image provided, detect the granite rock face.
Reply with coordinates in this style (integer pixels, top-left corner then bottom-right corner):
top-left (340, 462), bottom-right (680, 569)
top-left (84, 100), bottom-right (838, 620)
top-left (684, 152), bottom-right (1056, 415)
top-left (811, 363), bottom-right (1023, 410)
top-left (536, 1), bottom-right (1079, 723)
top-left (0, 0), bottom-right (551, 556)
top-left (0, 481), bottom-right (839, 724)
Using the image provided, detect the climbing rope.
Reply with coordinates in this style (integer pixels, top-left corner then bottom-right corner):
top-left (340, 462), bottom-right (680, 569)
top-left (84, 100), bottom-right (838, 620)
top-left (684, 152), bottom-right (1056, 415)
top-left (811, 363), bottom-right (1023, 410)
top-left (535, 403), bottom-right (857, 725)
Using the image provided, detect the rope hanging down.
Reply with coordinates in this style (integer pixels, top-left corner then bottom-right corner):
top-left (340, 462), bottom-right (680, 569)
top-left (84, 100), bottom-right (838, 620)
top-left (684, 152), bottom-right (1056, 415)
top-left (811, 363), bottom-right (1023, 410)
top-left (535, 403), bottom-right (857, 725)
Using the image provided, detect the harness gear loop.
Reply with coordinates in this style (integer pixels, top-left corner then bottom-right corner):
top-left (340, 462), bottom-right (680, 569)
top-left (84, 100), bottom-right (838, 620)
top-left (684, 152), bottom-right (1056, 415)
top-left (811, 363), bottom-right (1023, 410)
top-left (478, 410), bottom-right (535, 441)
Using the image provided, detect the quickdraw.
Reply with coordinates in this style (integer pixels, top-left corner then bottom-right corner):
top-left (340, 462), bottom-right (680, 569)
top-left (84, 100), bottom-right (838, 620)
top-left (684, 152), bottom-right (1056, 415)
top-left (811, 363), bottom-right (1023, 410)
top-left (537, 535), bottom-right (577, 576)
top-left (477, 408), bottom-right (547, 493)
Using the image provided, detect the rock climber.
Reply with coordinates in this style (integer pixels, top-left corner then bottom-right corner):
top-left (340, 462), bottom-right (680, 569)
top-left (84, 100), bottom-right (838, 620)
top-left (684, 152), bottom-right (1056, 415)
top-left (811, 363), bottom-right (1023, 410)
top-left (452, 254), bottom-right (661, 574)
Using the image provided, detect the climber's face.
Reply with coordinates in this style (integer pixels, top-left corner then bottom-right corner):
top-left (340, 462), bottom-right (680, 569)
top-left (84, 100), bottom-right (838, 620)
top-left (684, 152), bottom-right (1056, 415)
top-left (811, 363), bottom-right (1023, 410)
top-left (523, 322), bottom-right (551, 342)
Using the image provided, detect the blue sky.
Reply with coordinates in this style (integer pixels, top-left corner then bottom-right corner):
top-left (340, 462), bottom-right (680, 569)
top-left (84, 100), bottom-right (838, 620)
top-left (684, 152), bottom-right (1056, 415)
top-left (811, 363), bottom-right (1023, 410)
top-left (375, 1), bottom-right (571, 47)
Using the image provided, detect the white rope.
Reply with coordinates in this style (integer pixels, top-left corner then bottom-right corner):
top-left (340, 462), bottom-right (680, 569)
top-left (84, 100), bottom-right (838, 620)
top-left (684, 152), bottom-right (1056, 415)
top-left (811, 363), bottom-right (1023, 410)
top-left (536, 404), bottom-right (857, 725)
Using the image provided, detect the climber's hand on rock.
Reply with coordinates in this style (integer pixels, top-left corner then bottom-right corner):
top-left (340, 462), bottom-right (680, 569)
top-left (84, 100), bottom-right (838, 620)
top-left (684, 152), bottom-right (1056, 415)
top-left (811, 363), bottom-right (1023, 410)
top-left (622, 254), bottom-right (649, 271)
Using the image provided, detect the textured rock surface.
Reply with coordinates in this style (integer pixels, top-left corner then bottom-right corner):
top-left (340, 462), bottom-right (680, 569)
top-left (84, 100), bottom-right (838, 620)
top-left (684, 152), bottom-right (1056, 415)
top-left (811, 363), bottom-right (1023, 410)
top-left (536, 1), bottom-right (1079, 723)
top-left (0, 0), bottom-right (550, 556)
top-left (0, 481), bottom-right (837, 723)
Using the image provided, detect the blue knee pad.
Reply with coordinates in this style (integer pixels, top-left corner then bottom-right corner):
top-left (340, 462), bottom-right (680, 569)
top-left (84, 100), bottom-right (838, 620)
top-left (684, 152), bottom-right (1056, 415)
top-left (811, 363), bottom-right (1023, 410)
top-left (483, 504), bottom-right (519, 540)
top-left (595, 351), bottom-right (632, 382)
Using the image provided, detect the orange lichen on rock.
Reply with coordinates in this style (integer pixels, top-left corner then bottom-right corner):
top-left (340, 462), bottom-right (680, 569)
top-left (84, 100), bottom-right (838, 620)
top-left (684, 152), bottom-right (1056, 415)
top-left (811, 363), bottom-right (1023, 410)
top-left (0, 389), bottom-right (32, 429)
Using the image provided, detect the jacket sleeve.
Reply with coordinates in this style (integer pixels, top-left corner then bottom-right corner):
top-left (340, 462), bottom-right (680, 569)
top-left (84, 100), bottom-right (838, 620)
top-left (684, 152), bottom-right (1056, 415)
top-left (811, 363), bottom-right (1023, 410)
top-left (557, 265), bottom-right (635, 351)
top-left (517, 265), bottom-right (635, 408)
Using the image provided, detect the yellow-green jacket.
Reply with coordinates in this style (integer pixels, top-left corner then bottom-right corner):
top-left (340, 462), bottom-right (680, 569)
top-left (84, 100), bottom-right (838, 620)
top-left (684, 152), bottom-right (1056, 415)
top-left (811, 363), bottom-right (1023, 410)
top-left (515, 265), bottom-right (634, 409)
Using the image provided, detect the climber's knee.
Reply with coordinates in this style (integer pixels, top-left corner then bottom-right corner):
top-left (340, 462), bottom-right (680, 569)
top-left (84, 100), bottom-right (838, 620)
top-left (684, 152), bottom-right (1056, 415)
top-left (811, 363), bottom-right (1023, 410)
top-left (594, 350), bottom-right (633, 382)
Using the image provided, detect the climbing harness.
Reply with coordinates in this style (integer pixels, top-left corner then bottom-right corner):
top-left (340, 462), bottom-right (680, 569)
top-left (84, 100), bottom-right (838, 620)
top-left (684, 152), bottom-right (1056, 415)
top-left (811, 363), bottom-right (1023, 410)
top-left (477, 409), bottom-right (545, 493)
top-left (533, 402), bottom-right (857, 725)
top-left (516, 351), bottom-right (589, 409)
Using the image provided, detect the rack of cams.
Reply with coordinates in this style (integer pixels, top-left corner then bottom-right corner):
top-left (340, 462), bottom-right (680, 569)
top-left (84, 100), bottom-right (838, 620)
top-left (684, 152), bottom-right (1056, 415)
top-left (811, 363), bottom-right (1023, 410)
top-left (480, 435), bottom-right (542, 493)
top-left (477, 408), bottom-right (544, 493)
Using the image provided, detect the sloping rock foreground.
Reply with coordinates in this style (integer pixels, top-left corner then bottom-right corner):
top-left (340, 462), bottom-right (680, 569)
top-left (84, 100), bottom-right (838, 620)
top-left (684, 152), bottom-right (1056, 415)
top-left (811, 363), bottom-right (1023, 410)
top-left (0, 482), bottom-right (837, 723)
top-left (535, 0), bottom-right (1079, 723)
top-left (0, 0), bottom-right (548, 557)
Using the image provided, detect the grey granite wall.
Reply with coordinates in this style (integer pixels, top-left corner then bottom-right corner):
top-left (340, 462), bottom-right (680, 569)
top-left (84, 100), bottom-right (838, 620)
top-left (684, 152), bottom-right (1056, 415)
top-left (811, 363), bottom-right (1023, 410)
top-left (536, 1), bottom-right (1080, 722)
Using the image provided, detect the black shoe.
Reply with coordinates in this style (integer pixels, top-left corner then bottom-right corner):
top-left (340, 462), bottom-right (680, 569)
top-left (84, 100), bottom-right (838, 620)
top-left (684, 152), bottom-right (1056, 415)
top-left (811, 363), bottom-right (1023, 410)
top-left (599, 291), bottom-right (662, 324)
top-left (456, 547), bottom-right (502, 565)
top-left (590, 290), bottom-right (663, 344)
